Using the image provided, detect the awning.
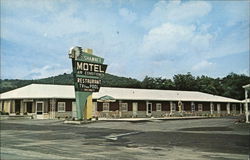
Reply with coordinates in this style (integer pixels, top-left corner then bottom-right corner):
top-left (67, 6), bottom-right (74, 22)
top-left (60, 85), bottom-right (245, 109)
top-left (97, 95), bottom-right (116, 102)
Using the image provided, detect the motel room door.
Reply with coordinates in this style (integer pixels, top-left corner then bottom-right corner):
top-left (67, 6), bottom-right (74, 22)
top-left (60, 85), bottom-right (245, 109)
top-left (132, 102), bottom-right (138, 117)
top-left (147, 102), bottom-right (152, 116)
top-left (92, 102), bottom-right (97, 117)
top-left (36, 101), bottom-right (44, 119)
top-left (72, 102), bottom-right (77, 119)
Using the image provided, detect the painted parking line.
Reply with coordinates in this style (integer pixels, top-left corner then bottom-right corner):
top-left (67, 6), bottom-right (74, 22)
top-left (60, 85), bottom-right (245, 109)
top-left (105, 132), bottom-right (140, 141)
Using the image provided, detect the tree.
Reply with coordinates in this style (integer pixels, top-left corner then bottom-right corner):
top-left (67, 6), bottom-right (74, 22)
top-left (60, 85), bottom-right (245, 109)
top-left (141, 76), bottom-right (155, 89)
top-left (196, 75), bottom-right (220, 95)
top-left (220, 73), bottom-right (250, 100)
top-left (173, 72), bottom-right (197, 91)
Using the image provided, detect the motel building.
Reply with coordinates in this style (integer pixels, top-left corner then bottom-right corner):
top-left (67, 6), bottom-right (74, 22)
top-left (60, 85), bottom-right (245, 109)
top-left (0, 84), bottom-right (245, 119)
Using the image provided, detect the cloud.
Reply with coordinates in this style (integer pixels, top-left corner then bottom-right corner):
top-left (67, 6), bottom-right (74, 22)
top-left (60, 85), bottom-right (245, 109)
top-left (119, 8), bottom-right (137, 23)
top-left (140, 23), bottom-right (213, 57)
top-left (192, 60), bottom-right (214, 71)
top-left (141, 0), bottom-right (212, 28)
top-left (139, 1), bottom-right (214, 62)
top-left (1, 6), bottom-right (87, 40)
top-left (1, 0), bottom-right (249, 80)
top-left (205, 31), bottom-right (249, 59)
top-left (224, 1), bottom-right (249, 27)
top-left (27, 64), bottom-right (70, 79)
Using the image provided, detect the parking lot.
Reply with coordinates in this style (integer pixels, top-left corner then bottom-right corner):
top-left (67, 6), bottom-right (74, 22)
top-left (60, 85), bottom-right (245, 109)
top-left (0, 117), bottom-right (249, 160)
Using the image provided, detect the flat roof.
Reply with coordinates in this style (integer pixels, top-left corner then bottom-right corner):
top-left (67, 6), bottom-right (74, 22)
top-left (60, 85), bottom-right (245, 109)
top-left (0, 84), bottom-right (241, 103)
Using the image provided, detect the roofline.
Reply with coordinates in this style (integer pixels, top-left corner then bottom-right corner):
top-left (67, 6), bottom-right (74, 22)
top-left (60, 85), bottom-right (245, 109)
top-left (1, 83), bottom-right (221, 94)
top-left (0, 97), bottom-right (241, 103)
top-left (0, 83), bottom-right (241, 103)
top-left (0, 97), bottom-right (75, 100)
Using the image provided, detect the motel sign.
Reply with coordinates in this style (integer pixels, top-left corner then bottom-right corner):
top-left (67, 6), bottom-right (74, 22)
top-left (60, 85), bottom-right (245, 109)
top-left (69, 46), bottom-right (107, 120)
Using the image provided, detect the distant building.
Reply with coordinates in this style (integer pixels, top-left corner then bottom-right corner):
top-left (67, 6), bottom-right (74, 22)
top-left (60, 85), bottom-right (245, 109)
top-left (0, 84), bottom-right (243, 119)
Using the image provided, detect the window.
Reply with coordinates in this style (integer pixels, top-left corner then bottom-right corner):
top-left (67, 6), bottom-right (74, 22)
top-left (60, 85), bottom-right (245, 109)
top-left (191, 102), bottom-right (195, 112)
top-left (121, 103), bottom-right (128, 112)
top-left (198, 104), bottom-right (203, 112)
top-left (171, 103), bottom-right (176, 112)
top-left (103, 103), bottom-right (109, 112)
top-left (156, 103), bottom-right (162, 111)
top-left (58, 102), bottom-right (65, 112)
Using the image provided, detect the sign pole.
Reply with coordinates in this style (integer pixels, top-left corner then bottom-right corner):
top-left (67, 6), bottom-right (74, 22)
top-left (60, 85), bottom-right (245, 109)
top-left (75, 91), bottom-right (91, 120)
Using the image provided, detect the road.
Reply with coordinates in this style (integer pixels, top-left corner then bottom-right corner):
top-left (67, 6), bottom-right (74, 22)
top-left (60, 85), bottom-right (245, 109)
top-left (0, 117), bottom-right (249, 160)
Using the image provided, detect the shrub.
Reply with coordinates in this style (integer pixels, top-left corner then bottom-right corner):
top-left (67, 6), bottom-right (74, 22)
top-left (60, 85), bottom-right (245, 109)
top-left (0, 111), bottom-right (9, 115)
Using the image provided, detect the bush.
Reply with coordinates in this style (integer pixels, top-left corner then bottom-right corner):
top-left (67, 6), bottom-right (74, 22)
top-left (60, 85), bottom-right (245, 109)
top-left (0, 111), bottom-right (9, 115)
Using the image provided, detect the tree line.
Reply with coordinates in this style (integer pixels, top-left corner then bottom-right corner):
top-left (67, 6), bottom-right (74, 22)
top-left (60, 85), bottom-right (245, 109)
top-left (140, 73), bottom-right (249, 100)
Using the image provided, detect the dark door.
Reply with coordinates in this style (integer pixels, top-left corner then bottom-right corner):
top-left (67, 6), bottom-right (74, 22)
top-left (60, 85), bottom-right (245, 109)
top-left (15, 100), bottom-right (21, 114)
top-left (27, 102), bottom-right (33, 113)
top-left (36, 102), bottom-right (43, 115)
top-left (147, 103), bottom-right (152, 115)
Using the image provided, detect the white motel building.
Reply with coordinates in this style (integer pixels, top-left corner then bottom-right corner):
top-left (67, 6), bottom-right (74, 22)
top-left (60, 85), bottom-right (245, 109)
top-left (0, 84), bottom-right (246, 119)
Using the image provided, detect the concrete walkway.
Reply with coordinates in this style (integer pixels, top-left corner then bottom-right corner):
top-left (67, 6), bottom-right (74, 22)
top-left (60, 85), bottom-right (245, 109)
top-left (98, 116), bottom-right (209, 122)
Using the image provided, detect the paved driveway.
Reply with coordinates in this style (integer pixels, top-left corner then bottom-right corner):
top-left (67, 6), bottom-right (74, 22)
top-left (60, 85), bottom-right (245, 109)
top-left (1, 117), bottom-right (249, 160)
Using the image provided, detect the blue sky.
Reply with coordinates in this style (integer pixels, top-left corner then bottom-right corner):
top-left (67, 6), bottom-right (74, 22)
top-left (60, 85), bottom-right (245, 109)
top-left (1, 0), bottom-right (249, 80)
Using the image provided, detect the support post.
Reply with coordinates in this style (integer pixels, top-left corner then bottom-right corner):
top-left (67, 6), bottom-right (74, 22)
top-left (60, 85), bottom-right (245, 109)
top-left (210, 102), bottom-right (214, 115)
top-left (24, 102), bottom-right (27, 113)
top-left (240, 103), bottom-right (242, 114)
top-left (170, 101), bottom-right (173, 115)
top-left (227, 103), bottom-right (230, 115)
top-left (245, 90), bottom-right (249, 123)
top-left (119, 100), bottom-right (122, 118)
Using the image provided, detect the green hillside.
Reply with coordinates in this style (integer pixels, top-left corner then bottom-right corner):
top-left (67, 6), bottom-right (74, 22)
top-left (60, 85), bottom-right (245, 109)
top-left (0, 73), bottom-right (141, 93)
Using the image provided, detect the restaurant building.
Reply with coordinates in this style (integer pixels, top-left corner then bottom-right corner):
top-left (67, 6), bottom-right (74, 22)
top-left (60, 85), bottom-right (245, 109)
top-left (0, 84), bottom-right (243, 119)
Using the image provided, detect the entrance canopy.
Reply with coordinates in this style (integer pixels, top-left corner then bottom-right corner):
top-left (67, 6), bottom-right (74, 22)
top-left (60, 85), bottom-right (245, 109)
top-left (97, 95), bottom-right (116, 102)
top-left (243, 84), bottom-right (250, 91)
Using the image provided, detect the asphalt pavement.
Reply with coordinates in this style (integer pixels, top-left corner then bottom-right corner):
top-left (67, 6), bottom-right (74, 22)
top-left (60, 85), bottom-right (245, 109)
top-left (0, 117), bottom-right (249, 160)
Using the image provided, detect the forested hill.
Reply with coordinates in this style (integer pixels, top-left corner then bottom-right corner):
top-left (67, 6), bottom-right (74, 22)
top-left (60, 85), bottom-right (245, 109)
top-left (1, 72), bottom-right (249, 100)
top-left (0, 73), bottom-right (141, 94)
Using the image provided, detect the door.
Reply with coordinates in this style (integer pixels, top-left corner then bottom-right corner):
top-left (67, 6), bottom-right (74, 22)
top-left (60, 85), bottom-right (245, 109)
top-left (217, 104), bottom-right (221, 114)
top-left (36, 101), bottom-right (44, 119)
top-left (132, 102), bottom-right (138, 117)
top-left (72, 102), bottom-right (77, 119)
top-left (92, 102), bottom-right (97, 117)
top-left (147, 102), bottom-right (152, 116)
top-left (15, 100), bottom-right (21, 114)
top-left (27, 102), bottom-right (33, 113)
top-left (232, 104), bottom-right (236, 113)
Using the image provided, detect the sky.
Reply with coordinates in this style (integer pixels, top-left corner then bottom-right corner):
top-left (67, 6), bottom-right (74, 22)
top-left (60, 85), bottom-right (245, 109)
top-left (1, 0), bottom-right (249, 80)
